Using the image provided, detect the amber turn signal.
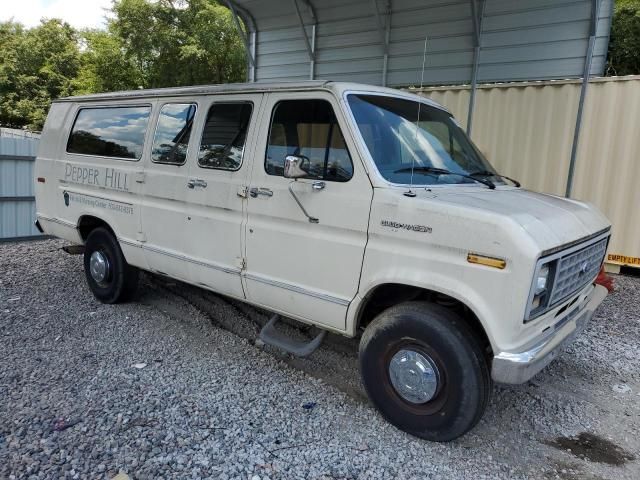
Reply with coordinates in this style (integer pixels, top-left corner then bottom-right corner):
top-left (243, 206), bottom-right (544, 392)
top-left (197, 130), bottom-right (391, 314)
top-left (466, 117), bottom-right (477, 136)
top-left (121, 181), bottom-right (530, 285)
top-left (467, 253), bottom-right (507, 270)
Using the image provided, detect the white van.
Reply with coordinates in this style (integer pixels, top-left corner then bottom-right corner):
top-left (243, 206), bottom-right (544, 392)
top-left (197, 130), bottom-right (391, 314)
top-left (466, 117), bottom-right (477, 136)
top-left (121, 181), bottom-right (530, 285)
top-left (34, 81), bottom-right (610, 441)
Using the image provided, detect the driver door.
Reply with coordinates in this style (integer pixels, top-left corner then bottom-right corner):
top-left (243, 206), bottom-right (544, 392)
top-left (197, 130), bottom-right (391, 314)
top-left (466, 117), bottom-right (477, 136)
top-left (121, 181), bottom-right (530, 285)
top-left (243, 92), bottom-right (373, 331)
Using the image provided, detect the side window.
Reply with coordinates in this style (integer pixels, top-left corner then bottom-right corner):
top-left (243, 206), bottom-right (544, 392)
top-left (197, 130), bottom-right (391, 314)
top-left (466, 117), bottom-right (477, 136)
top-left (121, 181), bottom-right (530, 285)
top-left (67, 106), bottom-right (151, 160)
top-left (152, 103), bottom-right (197, 165)
top-left (265, 99), bottom-right (353, 182)
top-left (198, 103), bottom-right (253, 170)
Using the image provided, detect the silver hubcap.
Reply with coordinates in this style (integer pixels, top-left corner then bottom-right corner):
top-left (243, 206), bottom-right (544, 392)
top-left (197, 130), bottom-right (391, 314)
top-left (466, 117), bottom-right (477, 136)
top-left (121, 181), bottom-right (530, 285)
top-left (89, 251), bottom-right (110, 284)
top-left (388, 349), bottom-right (440, 404)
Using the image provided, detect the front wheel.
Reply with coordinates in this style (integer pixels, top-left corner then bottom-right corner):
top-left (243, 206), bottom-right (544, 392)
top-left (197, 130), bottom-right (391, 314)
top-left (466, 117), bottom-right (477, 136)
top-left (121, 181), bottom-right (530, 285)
top-left (83, 227), bottom-right (139, 304)
top-left (359, 302), bottom-right (491, 442)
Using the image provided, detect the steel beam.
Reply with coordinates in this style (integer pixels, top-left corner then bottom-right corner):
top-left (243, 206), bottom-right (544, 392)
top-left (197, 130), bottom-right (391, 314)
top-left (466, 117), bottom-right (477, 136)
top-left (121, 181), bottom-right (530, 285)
top-left (227, 1), bottom-right (256, 32)
top-left (310, 24), bottom-right (316, 79)
top-left (470, 0), bottom-right (480, 42)
top-left (291, 0), bottom-right (317, 79)
top-left (467, 0), bottom-right (484, 135)
top-left (566, 0), bottom-right (601, 197)
top-left (371, 0), bottom-right (389, 55)
top-left (292, 0), bottom-right (316, 62)
top-left (299, 0), bottom-right (317, 23)
top-left (225, 0), bottom-right (256, 72)
top-left (249, 30), bottom-right (257, 82)
top-left (383, 1), bottom-right (391, 86)
top-left (371, 0), bottom-right (391, 86)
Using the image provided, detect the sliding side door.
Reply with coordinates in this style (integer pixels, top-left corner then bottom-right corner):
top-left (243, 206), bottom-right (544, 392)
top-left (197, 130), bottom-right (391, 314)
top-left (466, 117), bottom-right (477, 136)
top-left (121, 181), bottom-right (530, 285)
top-left (184, 94), bottom-right (263, 299)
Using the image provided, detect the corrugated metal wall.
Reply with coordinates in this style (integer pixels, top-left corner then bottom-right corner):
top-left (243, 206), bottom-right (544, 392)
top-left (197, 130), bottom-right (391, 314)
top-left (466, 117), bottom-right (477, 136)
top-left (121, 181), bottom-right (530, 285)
top-left (0, 129), bottom-right (42, 241)
top-left (415, 75), bottom-right (640, 264)
top-left (237, 0), bottom-right (612, 86)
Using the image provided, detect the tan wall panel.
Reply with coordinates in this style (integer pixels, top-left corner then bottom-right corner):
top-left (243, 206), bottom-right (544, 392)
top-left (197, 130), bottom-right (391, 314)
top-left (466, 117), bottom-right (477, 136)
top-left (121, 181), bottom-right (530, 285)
top-left (426, 89), bottom-right (470, 125)
top-left (571, 78), bottom-right (640, 261)
top-left (412, 76), bottom-right (640, 262)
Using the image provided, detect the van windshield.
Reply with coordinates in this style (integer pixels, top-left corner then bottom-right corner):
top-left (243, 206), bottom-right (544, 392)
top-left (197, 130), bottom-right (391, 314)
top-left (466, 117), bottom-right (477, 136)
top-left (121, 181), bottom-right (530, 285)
top-left (347, 94), bottom-right (501, 186)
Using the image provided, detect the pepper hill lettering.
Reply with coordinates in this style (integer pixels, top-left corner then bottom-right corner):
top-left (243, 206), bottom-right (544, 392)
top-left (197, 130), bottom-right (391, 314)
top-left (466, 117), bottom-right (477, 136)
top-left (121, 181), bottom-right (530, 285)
top-left (64, 163), bottom-right (129, 191)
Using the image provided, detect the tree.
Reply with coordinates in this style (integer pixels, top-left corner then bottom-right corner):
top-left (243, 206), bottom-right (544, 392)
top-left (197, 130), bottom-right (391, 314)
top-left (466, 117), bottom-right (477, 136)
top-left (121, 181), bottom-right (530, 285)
top-left (606, 0), bottom-right (640, 76)
top-left (109, 0), bottom-right (246, 88)
top-left (178, 0), bottom-right (247, 85)
top-left (74, 28), bottom-right (144, 94)
top-left (0, 1), bottom-right (247, 129)
top-left (0, 19), bottom-right (81, 129)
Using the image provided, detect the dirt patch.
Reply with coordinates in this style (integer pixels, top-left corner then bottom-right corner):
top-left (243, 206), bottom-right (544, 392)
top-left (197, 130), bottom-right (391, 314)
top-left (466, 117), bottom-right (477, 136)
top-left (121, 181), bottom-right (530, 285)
top-left (546, 432), bottom-right (636, 466)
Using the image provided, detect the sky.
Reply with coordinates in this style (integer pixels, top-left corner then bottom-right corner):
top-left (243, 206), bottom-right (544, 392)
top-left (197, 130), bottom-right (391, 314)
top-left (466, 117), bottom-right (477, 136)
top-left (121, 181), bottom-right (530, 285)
top-left (0, 0), bottom-right (112, 29)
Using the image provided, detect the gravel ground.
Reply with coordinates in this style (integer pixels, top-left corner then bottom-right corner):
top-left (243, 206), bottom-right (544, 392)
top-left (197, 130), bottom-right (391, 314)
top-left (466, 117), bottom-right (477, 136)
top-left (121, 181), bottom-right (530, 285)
top-left (1, 238), bottom-right (639, 480)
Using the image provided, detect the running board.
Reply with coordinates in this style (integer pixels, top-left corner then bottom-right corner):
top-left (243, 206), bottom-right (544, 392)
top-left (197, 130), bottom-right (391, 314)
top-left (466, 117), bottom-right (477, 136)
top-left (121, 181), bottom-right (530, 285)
top-left (62, 244), bottom-right (85, 255)
top-left (259, 314), bottom-right (326, 357)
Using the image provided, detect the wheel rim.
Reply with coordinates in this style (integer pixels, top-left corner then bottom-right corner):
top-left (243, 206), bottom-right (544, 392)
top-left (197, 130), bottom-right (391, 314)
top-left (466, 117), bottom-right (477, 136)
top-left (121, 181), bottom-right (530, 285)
top-left (89, 250), bottom-right (111, 286)
top-left (388, 348), bottom-right (440, 404)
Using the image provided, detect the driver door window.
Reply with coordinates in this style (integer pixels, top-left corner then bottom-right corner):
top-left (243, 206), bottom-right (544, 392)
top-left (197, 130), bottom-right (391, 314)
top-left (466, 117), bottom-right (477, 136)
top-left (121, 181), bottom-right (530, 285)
top-left (265, 99), bottom-right (353, 182)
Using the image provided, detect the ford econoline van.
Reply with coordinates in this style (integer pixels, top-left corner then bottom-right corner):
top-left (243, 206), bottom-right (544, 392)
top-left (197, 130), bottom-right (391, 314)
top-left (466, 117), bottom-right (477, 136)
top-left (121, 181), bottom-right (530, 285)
top-left (34, 81), bottom-right (611, 441)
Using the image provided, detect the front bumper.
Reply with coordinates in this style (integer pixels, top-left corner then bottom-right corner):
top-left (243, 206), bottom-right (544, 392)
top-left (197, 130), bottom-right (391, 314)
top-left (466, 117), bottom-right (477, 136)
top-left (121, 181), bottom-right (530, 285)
top-left (491, 284), bottom-right (608, 384)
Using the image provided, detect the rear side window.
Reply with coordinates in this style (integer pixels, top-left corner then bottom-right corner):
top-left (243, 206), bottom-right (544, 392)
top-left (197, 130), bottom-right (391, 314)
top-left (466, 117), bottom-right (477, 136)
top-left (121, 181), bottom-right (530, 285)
top-left (265, 99), bottom-right (353, 182)
top-left (152, 103), bottom-right (197, 165)
top-left (67, 106), bottom-right (151, 160)
top-left (198, 103), bottom-right (253, 171)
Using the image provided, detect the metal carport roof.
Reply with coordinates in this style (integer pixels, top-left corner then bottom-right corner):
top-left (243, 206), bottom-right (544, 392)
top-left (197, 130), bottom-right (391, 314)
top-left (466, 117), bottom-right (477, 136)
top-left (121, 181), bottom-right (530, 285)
top-left (224, 0), bottom-right (613, 88)
top-left (223, 0), bottom-right (612, 195)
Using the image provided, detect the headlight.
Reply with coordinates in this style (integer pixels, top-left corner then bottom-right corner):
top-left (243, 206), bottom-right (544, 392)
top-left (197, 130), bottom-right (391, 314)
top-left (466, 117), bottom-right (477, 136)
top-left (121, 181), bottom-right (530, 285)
top-left (526, 261), bottom-right (556, 321)
top-left (535, 264), bottom-right (550, 295)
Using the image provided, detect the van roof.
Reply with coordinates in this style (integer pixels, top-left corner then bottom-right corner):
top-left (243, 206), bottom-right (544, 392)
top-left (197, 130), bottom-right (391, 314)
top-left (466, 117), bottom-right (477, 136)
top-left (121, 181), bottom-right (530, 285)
top-left (55, 80), bottom-right (447, 112)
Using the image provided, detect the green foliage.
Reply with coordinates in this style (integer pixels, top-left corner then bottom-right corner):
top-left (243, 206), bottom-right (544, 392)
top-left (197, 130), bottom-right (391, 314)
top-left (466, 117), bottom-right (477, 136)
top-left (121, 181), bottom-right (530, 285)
top-left (0, 0), bottom-right (246, 130)
top-left (0, 19), bottom-right (81, 129)
top-left (606, 0), bottom-right (640, 76)
top-left (109, 0), bottom-right (246, 88)
top-left (74, 28), bottom-right (144, 94)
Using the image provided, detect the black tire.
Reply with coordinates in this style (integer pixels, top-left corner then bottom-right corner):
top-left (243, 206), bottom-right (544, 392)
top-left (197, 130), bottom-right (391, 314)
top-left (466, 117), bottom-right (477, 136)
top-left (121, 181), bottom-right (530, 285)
top-left (359, 301), bottom-right (491, 442)
top-left (83, 227), bottom-right (139, 304)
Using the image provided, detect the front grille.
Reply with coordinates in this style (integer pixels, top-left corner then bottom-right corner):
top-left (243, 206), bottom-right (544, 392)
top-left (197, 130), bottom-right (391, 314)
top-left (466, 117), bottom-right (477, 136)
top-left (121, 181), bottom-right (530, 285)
top-left (549, 238), bottom-right (608, 305)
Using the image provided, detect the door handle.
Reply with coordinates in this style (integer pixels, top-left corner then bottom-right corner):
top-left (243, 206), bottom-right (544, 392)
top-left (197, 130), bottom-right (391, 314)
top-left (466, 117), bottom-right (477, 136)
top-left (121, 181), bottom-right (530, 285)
top-left (312, 181), bottom-right (326, 191)
top-left (249, 187), bottom-right (273, 198)
top-left (187, 179), bottom-right (207, 189)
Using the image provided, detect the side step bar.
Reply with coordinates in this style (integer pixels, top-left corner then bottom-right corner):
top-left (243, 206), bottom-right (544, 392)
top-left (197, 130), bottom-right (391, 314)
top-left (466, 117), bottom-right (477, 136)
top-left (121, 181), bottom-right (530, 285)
top-left (259, 314), bottom-right (326, 357)
top-left (62, 244), bottom-right (85, 255)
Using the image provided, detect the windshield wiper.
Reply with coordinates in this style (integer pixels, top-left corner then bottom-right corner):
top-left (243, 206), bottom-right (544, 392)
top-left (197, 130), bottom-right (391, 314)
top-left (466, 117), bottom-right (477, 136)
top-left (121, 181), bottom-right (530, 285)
top-left (393, 166), bottom-right (496, 189)
top-left (470, 169), bottom-right (521, 188)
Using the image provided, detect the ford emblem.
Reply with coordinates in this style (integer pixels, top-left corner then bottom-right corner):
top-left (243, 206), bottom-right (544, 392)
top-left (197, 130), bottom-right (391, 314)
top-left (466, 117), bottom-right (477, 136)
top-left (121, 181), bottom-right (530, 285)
top-left (579, 261), bottom-right (589, 276)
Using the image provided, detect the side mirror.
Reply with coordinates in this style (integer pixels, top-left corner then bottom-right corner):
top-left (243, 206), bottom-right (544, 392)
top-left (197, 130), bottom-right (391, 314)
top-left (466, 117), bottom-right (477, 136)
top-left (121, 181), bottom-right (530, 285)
top-left (284, 155), bottom-right (309, 179)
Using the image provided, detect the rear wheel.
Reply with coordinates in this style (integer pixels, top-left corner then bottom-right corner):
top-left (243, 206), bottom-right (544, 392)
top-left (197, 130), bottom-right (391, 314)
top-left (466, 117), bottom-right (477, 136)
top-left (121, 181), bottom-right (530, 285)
top-left (83, 227), bottom-right (139, 303)
top-left (359, 301), bottom-right (491, 442)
